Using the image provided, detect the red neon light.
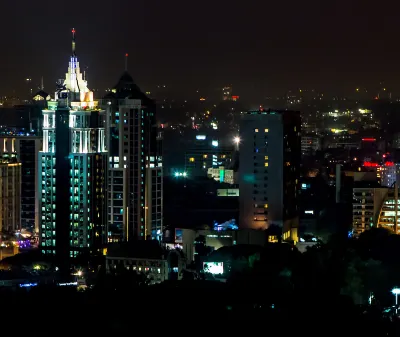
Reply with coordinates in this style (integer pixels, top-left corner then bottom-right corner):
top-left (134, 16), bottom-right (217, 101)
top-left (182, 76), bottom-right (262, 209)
top-left (72, 28), bottom-right (76, 34)
top-left (362, 138), bottom-right (376, 142)
top-left (385, 161), bottom-right (395, 166)
top-left (363, 161), bottom-right (379, 167)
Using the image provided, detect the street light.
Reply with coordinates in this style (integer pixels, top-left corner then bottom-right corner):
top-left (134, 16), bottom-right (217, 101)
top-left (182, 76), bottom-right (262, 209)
top-left (233, 136), bottom-right (240, 150)
top-left (392, 287), bottom-right (400, 314)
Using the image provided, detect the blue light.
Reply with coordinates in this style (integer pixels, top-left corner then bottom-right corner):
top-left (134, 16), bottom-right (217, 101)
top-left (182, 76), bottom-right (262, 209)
top-left (19, 283), bottom-right (37, 288)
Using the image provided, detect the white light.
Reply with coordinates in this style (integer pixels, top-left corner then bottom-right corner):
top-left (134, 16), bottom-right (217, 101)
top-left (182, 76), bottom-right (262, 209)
top-left (233, 136), bottom-right (240, 144)
top-left (175, 172), bottom-right (179, 177)
top-left (392, 288), bottom-right (400, 295)
top-left (183, 172), bottom-right (187, 177)
top-left (204, 262), bottom-right (223, 275)
top-left (196, 135), bottom-right (206, 140)
top-left (212, 140), bottom-right (219, 147)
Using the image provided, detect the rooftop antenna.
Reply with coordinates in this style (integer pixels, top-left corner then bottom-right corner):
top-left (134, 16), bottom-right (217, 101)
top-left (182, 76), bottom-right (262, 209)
top-left (125, 53), bottom-right (128, 71)
top-left (72, 28), bottom-right (76, 56)
top-left (40, 76), bottom-right (44, 90)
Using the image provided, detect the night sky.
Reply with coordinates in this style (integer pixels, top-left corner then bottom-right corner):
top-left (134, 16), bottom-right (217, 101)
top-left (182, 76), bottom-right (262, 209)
top-left (2, 0), bottom-right (400, 100)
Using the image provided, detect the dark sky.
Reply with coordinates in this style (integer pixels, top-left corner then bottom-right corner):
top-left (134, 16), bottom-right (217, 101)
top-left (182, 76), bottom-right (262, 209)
top-left (2, 0), bottom-right (400, 100)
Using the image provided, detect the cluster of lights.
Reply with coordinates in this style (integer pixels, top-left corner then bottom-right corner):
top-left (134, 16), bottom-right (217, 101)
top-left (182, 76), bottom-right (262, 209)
top-left (174, 172), bottom-right (187, 178)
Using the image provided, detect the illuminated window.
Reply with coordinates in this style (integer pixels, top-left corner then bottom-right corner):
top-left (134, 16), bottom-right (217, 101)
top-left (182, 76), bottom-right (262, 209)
top-left (221, 154), bottom-right (226, 158)
top-left (264, 162), bottom-right (268, 167)
top-left (189, 157), bottom-right (195, 162)
top-left (264, 156), bottom-right (269, 160)
top-left (203, 154), bottom-right (208, 158)
top-left (255, 129), bottom-right (259, 132)
top-left (264, 204), bottom-right (268, 208)
top-left (286, 161), bottom-right (291, 166)
top-left (265, 128), bottom-right (269, 132)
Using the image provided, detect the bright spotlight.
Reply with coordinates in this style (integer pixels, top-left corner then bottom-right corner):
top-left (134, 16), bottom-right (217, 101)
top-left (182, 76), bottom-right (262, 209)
top-left (233, 136), bottom-right (240, 144)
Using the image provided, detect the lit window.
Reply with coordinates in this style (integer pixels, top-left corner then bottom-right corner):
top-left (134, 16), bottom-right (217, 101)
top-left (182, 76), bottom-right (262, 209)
top-left (265, 128), bottom-right (269, 132)
top-left (264, 204), bottom-right (268, 208)
top-left (255, 129), bottom-right (259, 132)
top-left (203, 154), bottom-right (207, 158)
top-left (265, 162), bottom-right (269, 167)
top-left (189, 157), bottom-right (195, 162)
top-left (264, 156), bottom-right (269, 160)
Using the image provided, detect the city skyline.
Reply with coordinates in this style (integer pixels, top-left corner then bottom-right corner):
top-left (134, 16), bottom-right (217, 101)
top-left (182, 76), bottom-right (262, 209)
top-left (2, 0), bottom-right (400, 100)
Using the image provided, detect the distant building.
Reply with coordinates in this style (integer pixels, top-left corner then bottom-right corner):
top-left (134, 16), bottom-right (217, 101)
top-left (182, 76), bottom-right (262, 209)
top-left (185, 135), bottom-right (233, 177)
top-left (238, 109), bottom-right (301, 242)
top-left (352, 183), bottom-right (388, 236)
top-left (164, 227), bottom-right (267, 265)
top-left (301, 135), bottom-right (320, 156)
top-left (106, 241), bottom-right (185, 283)
top-left (0, 154), bottom-right (21, 233)
top-left (0, 136), bottom-right (42, 232)
top-left (379, 163), bottom-right (400, 187)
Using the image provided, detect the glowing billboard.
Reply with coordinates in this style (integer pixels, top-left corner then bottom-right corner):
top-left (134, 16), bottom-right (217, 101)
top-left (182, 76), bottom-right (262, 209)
top-left (203, 262), bottom-right (223, 275)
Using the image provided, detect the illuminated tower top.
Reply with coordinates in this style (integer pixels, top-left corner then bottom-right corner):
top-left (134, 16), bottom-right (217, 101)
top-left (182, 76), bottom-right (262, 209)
top-left (63, 28), bottom-right (91, 101)
top-left (72, 28), bottom-right (76, 56)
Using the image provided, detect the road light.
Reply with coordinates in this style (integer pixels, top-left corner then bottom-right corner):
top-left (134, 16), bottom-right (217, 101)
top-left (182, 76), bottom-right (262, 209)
top-left (392, 287), bottom-right (400, 314)
top-left (233, 136), bottom-right (240, 150)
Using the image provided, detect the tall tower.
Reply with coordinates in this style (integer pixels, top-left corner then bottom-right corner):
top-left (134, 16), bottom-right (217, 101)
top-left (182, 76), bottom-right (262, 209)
top-left (38, 29), bottom-right (107, 273)
top-left (239, 109), bottom-right (301, 241)
top-left (102, 65), bottom-right (163, 243)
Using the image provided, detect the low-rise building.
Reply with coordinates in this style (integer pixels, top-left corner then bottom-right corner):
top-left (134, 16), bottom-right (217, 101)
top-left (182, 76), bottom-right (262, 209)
top-left (106, 241), bottom-right (185, 283)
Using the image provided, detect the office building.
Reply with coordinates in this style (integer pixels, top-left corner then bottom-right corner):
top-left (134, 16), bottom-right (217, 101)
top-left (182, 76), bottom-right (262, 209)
top-left (0, 136), bottom-right (42, 232)
top-left (0, 154), bottom-right (21, 233)
top-left (102, 70), bottom-right (162, 242)
top-left (185, 135), bottom-right (233, 177)
top-left (38, 29), bottom-right (107, 269)
top-left (238, 109), bottom-right (301, 241)
top-left (301, 135), bottom-right (320, 156)
top-left (352, 183), bottom-right (388, 236)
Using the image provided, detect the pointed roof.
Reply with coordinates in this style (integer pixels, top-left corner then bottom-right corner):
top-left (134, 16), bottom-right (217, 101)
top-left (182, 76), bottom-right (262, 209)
top-left (32, 89), bottom-right (49, 100)
top-left (104, 71), bottom-right (153, 105)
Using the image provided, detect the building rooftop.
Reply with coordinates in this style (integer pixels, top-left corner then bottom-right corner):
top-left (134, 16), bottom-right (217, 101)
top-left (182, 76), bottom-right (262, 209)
top-left (103, 71), bottom-right (153, 105)
top-left (107, 240), bottom-right (165, 260)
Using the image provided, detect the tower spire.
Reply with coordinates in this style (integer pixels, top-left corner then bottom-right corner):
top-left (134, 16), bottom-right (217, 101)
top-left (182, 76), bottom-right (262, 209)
top-left (72, 28), bottom-right (76, 56)
top-left (125, 53), bottom-right (128, 71)
top-left (41, 76), bottom-right (44, 90)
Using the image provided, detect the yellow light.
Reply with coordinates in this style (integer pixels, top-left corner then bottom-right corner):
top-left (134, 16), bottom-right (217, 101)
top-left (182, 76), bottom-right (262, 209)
top-left (265, 156), bottom-right (269, 160)
top-left (265, 162), bottom-right (269, 167)
top-left (189, 157), bottom-right (195, 162)
top-left (264, 204), bottom-right (268, 208)
top-left (265, 128), bottom-right (269, 132)
top-left (255, 129), bottom-right (259, 133)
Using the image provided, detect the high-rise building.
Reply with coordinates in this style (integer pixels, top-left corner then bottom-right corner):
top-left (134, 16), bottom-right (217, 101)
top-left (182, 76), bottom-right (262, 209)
top-left (238, 109), bottom-right (301, 241)
top-left (0, 154), bottom-right (21, 233)
top-left (102, 71), bottom-right (162, 242)
top-left (0, 136), bottom-right (42, 232)
top-left (38, 29), bottom-right (107, 270)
